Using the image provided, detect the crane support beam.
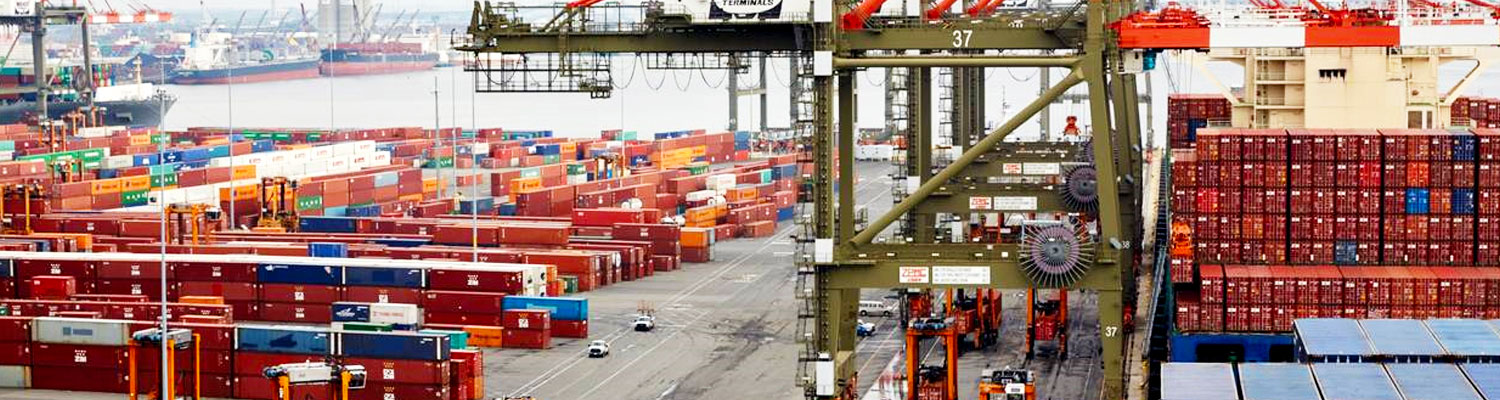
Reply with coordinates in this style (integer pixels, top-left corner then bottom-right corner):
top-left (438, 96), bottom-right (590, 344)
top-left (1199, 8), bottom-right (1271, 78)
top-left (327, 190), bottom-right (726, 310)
top-left (834, 56), bottom-right (1079, 68)
top-left (849, 68), bottom-right (1084, 246)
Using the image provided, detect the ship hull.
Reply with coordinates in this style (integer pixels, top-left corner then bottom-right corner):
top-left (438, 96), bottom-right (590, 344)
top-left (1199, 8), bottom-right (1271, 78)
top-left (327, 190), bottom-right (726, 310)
top-left (0, 95), bottom-right (176, 127)
top-left (170, 60), bottom-right (321, 85)
top-left (319, 60), bottom-right (437, 76)
top-left (320, 45), bottom-right (439, 77)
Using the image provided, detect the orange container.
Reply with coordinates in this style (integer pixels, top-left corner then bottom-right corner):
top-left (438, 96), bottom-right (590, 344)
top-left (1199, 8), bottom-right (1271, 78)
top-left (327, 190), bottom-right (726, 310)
top-left (90, 178), bottom-right (122, 195)
top-left (422, 178), bottom-right (441, 193)
top-left (120, 176), bottom-right (150, 192)
top-left (681, 227), bottom-right (712, 248)
top-left (463, 325), bottom-right (505, 348)
top-left (231, 165), bottom-right (257, 180)
top-left (178, 295), bottom-right (225, 305)
top-left (510, 177), bottom-right (542, 194)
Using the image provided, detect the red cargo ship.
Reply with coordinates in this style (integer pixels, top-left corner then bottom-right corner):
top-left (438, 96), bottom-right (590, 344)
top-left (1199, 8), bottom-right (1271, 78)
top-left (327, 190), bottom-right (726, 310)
top-left (320, 42), bottom-right (438, 76)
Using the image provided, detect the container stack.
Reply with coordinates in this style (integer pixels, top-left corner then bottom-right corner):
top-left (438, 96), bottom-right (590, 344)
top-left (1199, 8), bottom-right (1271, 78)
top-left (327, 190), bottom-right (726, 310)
top-left (29, 318), bottom-right (131, 393)
top-left (0, 316), bottom-right (29, 388)
top-left (1332, 129), bottom-right (1381, 265)
top-left (336, 331), bottom-right (452, 400)
top-left (1454, 96), bottom-right (1500, 128)
top-left (1167, 94), bottom-right (1232, 148)
top-left (499, 309), bottom-right (551, 349)
top-left (505, 295), bottom-right (588, 339)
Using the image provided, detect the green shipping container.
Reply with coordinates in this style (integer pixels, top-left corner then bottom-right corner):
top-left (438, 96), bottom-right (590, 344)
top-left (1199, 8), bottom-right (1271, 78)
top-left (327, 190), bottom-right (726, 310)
top-left (560, 276), bottom-right (579, 293)
top-left (150, 172), bottom-right (178, 188)
top-left (0, 141), bottom-right (14, 152)
top-left (78, 148), bottom-right (106, 161)
top-left (271, 132), bottom-right (293, 142)
top-left (418, 329), bottom-right (470, 349)
top-left (120, 190), bottom-right (149, 206)
top-left (242, 132), bottom-right (264, 140)
top-left (148, 164), bottom-right (176, 175)
top-left (519, 167), bottom-right (541, 179)
top-left (567, 164), bottom-right (587, 175)
top-left (339, 322), bottom-right (394, 332)
top-left (543, 154), bottom-right (562, 164)
top-left (619, 131), bottom-right (638, 141)
top-left (686, 164), bottom-right (710, 175)
top-left (150, 134), bottom-right (170, 144)
top-left (297, 195), bottom-right (323, 211)
top-left (306, 132), bottom-right (322, 142)
top-left (423, 157), bottom-right (455, 168)
top-left (757, 170), bottom-right (772, 184)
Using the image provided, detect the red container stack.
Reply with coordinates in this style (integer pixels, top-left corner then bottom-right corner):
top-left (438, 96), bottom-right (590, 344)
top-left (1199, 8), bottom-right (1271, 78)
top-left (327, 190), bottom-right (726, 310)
top-left (500, 309), bottom-right (552, 349)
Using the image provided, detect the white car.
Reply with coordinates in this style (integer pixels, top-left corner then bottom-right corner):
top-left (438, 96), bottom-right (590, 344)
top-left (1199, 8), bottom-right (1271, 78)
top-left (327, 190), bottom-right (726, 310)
top-left (587, 340), bottom-right (610, 358)
top-left (633, 315), bottom-right (656, 331)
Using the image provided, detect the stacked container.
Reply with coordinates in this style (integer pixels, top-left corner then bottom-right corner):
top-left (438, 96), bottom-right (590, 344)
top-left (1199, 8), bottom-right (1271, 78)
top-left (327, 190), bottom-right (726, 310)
top-left (1167, 94), bottom-right (1232, 148)
top-left (232, 325), bottom-right (334, 399)
top-left (29, 318), bottom-right (131, 393)
top-left (0, 316), bottom-right (28, 388)
top-left (1288, 130), bottom-right (1336, 264)
top-left (499, 308), bottom-right (551, 349)
top-left (504, 295), bottom-right (588, 339)
top-left (257, 263), bottom-right (343, 323)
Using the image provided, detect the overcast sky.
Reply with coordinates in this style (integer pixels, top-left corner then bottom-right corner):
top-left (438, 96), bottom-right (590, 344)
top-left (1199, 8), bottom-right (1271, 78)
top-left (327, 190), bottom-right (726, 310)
top-left (147, 0), bottom-right (478, 12)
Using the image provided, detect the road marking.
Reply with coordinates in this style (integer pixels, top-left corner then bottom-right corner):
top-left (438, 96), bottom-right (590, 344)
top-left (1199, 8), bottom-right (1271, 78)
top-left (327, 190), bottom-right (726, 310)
top-left (655, 383), bottom-right (679, 400)
top-left (510, 224), bottom-right (800, 397)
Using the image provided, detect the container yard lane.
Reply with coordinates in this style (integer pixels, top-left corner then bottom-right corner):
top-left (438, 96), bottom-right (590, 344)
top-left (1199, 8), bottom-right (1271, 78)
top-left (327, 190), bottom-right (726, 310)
top-left (489, 161), bottom-right (894, 400)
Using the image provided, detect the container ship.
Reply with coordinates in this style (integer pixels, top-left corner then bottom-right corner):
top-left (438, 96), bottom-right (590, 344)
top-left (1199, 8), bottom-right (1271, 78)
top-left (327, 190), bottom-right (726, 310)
top-left (319, 42), bottom-right (438, 77)
top-left (170, 59), bottom-right (321, 85)
top-left (0, 62), bottom-right (174, 127)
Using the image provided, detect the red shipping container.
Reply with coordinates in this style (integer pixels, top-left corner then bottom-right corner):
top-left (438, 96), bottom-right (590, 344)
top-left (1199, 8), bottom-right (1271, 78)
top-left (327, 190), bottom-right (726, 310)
top-left (135, 348), bottom-right (234, 375)
top-left (15, 259), bottom-right (95, 280)
top-left (30, 343), bottom-right (127, 368)
top-left (428, 268), bottom-right (523, 293)
top-left (27, 275), bottom-right (75, 299)
top-left (171, 261), bottom-right (256, 282)
top-left (553, 319), bottom-right (589, 338)
top-left (423, 311), bottom-right (503, 326)
top-left (31, 366), bottom-right (127, 393)
top-left (259, 283), bottom-right (340, 304)
top-left (348, 383), bottom-right (449, 400)
top-left (97, 259), bottom-right (169, 279)
top-left (342, 357), bottom-right (450, 385)
top-left (0, 341), bottom-right (29, 365)
top-left (500, 328), bottom-right (552, 349)
top-left (95, 278), bottom-right (171, 298)
top-left (343, 286), bottom-right (423, 304)
top-left (177, 281), bottom-right (258, 301)
top-left (259, 302), bottom-right (333, 323)
top-left (234, 351), bottom-right (328, 377)
top-left (421, 290), bottom-right (505, 314)
top-left (502, 309), bottom-right (552, 330)
top-left (682, 246), bottom-right (712, 263)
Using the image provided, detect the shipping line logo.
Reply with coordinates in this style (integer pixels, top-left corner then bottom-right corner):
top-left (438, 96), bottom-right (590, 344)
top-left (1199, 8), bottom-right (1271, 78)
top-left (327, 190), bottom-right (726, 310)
top-left (710, 0), bottom-right (783, 19)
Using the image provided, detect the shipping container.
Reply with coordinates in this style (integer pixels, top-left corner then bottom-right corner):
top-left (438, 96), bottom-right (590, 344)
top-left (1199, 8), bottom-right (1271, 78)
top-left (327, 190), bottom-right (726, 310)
top-left (502, 295), bottom-right (588, 320)
top-left (235, 325), bottom-right (331, 355)
top-left (29, 317), bottom-right (131, 346)
top-left (336, 331), bottom-right (450, 361)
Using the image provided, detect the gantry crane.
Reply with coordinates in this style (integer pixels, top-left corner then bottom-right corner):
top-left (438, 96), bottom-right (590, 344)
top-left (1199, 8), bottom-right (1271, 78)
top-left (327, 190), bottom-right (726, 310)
top-left (461, 0), bottom-right (1151, 398)
top-left (167, 203), bottom-right (223, 245)
top-left (256, 177), bottom-right (299, 232)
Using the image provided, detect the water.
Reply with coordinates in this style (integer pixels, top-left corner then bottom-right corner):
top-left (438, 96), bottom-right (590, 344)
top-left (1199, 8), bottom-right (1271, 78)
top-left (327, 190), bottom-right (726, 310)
top-left (160, 57), bottom-right (1500, 140)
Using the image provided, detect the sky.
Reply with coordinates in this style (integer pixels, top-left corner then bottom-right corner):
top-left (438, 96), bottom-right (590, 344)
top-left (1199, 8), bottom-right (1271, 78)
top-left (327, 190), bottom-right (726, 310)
top-left (145, 0), bottom-right (478, 13)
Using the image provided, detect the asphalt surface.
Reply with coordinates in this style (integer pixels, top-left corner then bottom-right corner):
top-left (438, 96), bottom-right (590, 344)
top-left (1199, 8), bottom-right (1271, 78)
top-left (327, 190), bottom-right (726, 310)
top-left (485, 160), bottom-right (897, 400)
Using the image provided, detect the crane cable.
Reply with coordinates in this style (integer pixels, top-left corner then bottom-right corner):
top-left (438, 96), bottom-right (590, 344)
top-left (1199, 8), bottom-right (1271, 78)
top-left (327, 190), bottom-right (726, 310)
top-left (611, 53), bottom-right (640, 90)
top-left (672, 69), bottom-right (691, 91)
top-left (700, 65), bottom-right (728, 89)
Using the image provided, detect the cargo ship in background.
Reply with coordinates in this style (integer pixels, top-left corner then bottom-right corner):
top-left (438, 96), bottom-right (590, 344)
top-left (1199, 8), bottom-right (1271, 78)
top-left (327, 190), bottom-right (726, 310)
top-left (0, 60), bottom-right (175, 127)
top-left (170, 30), bottom-right (321, 85)
top-left (319, 42), bottom-right (438, 77)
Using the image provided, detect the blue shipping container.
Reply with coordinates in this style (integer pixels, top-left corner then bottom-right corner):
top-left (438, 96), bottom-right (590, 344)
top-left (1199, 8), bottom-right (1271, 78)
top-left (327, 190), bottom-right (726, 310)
top-left (236, 326), bottom-right (332, 354)
top-left (371, 238), bottom-right (430, 248)
top-left (460, 198), bottom-right (495, 215)
top-left (343, 266), bottom-right (424, 288)
top-left (208, 145), bottom-right (231, 158)
top-left (180, 148), bottom-right (212, 162)
top-left (777, 207), bottom-right (795, 221)
top-left (1454, 188), bottom-right (1476, 214)
top-left (298, 216), bottom-right (360, 233)
top-left (373, 172), bottom-right (399, 187)
top-left (132, 154), bottom-right (160, 166)
top-left (0, 259), bottom-right (12, 278)
top-left (308, 242), bottom-right (349, 258)
top-left (1334, 240), bottom-right (1358, 265)
top-left (180, 160), bottom-right (210, 169)
top-left (323, 206), bottom-right (348, 217)
top-left (498, 202), bottom-right (517, 216)
top-left (1406, 188), bottom-right (1430, 214)
top-left (332, 302), bottom-right (372, 322)
top-left (1454, 133), bottom-right (1477, 161)
top-left (417, 329), bottom-right (469, 350)
top-left (502, 296), bottom-right (588, 321)
top-left (251, 140), bottom-right (275, 153)
top-left (337, 332), bottom-right (450, 361)
top-left (257, 263), bottom-right (343, 285)
top-left (346, 205), bottom-right (381, 218)
top-left (160, 150), bottom-right (183, 163)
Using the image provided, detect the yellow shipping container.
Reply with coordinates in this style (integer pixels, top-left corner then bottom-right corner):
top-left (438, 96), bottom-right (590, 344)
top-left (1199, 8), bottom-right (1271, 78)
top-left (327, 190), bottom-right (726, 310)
top-left (232, 165), bottom-right (257, 180)
top-left (200, 137), bottom-right (228, 145)
top-left (691, 145), bottom-right (707, 157)
top-left (127, 134), bottom-right (151, 146)
top-left (510, 177), bottom-right (543, 194)
top-left (120, 176), bottom-right (150, 192)
top-left (90, 178), bottom-right (122, 195)
top-left (422, 178), bottom-right (441, 193)
top-left (219, 184), bottom-right (259, 201)
top-left (398, 193), bottom-right (425, 202)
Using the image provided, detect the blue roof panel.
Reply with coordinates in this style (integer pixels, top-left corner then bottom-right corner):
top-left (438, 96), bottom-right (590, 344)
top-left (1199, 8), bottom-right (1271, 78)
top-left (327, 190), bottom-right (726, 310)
top-left (1361, 319), bottom-right (1443, 356)
top-left (1240, 363), bottom-right (1320, 400)
top-left (1386, 363), bottom-right (1482, 400)
top-left (1426, 319), bottom-right (1500, 357)
top-left (1314, 363), bottom-right (1401, 400)
top-left (1297, 318), bottom-right (1374, 357)
top-left (1462, 363), bottom-right (1500, 400)
top-left (1161, 363), bottom-right (1239, 400)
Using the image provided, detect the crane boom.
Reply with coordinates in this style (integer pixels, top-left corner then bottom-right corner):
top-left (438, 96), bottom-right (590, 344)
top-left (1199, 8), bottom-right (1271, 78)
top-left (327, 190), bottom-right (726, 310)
top-left (925, 0), bottom-right (961, 19)
top-left (840, 0), bottom-right (889, 30)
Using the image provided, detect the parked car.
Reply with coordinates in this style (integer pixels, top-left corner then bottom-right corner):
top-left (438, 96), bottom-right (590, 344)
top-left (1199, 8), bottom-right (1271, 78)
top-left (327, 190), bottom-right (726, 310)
top-left (911, 317), bottom-right (948, 331)
top-left (633, 315), bottom-right (657, 331)
top-left (856, 320), bottom-right (877, 337)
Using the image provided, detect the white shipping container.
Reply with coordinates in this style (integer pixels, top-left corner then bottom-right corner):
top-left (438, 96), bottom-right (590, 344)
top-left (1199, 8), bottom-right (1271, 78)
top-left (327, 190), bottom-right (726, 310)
top-left (31, 318), bottom-right (133, 346)
top-left (685, 190), bottom-right (717, 202)
top-left (148, 188), bottom-right (188, 205)
top-left (105, 155), bottom-right (134, 169)
top-left (854, 144), bottom-right (895, 161)
top-left (368, 303), bottom-right (421, 325)
top-left (0, 365), bottom-right (29, 388)
top-left (371, 151), bottom-right (391, 166)
top-left (0, 0), bottom-right (37, 17)
top-left (332, 142), bottom-right (355, 156)
top-left (354, 140), bottom-right (376, 154)
top-left (706, 174), bottom-right (737, 191)
top-left (312, 146), bottom-right (335, 159)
